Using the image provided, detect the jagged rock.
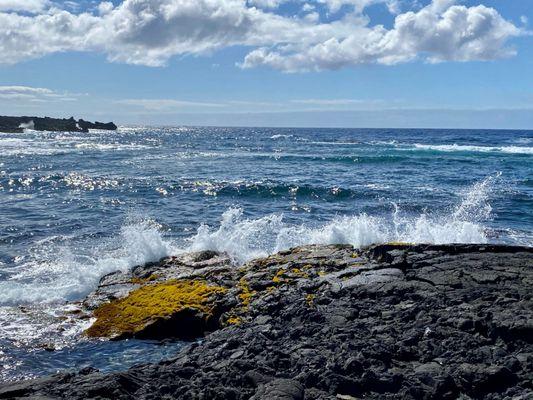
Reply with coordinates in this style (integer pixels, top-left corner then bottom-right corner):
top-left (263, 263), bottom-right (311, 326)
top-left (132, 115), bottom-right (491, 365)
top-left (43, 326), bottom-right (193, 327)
top-left (1, 243), bottom-right (532, 399)
top-left (77, 119), bottom-right (118, 131)
top-left (0, 115), bottom-right (117, 133)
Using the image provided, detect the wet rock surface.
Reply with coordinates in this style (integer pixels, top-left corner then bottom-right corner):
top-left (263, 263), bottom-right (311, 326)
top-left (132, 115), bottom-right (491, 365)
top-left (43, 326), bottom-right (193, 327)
top-left (1, 243), bottom-right (532, 399)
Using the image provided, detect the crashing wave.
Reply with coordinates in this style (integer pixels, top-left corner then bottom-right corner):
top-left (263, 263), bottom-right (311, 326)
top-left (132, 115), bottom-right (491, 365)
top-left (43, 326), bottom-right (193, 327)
top-left (187, 174), bottom-right (499, 263)
top-left (0, 174), bottom-right (506, 304)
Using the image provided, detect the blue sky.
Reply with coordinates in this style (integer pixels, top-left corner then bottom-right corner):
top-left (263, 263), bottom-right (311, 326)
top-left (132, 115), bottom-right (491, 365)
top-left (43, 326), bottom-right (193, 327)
top-left (0, 0), bottom-right (531, 128)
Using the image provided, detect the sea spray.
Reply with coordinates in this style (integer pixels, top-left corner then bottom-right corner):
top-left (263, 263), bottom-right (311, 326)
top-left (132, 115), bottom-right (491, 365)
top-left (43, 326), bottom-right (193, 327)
top-left (18, 120), bottom-right (35, 130)
top-left (0, 174), bottom-right (501, 303)
top-left (0, 219), bottom-right (176, 305)
top-left (186, 175), bottom-right (498, 264)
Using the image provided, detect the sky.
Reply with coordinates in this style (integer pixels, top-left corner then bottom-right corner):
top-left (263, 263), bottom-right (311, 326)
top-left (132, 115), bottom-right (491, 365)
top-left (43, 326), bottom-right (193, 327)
top-left (0, 0), bottom-right (532, 129)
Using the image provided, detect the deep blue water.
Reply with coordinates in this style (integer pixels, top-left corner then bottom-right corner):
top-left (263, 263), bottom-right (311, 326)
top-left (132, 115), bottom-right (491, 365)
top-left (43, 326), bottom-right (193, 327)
top-left (0, 126), bottom-right (532, 382)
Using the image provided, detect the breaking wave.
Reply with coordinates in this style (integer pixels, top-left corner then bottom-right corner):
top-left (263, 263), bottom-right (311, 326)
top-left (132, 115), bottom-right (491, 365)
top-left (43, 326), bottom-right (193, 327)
top-left (187, 175), bottom-right (498, 263)
top-left (270, 134), bottom-right (294, 139)
top-left (411, 143), bottom-right (533, 155)
top-left (0, 220), bottom-right (177, 305)
top-left (0, 174), bottom-right (503, 304)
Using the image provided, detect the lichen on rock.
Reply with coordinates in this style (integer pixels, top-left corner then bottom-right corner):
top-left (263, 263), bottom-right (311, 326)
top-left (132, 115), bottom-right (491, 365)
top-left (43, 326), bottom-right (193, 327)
top-left (85, 279), bottom-right (226, 340)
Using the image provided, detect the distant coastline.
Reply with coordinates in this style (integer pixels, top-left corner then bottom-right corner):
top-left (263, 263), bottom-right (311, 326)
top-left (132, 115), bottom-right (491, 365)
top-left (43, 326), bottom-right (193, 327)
top-left (0, 115), bottom-right (117, 133)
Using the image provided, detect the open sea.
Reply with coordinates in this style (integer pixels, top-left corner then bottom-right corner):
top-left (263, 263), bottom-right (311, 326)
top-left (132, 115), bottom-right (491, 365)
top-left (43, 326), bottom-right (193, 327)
top-left (0, 126), bottom-right (532, 382)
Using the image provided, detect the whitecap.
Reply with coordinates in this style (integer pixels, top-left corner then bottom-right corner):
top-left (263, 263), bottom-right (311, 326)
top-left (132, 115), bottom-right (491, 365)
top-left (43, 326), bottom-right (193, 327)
top-left (412, 143), bottom-right (533, 155)
top-left (0, 220), bottom-right (177, 305)
top-left (187, 174), bottom-right (499, 264)
top-left (270, 134), bottom-right (294, 139)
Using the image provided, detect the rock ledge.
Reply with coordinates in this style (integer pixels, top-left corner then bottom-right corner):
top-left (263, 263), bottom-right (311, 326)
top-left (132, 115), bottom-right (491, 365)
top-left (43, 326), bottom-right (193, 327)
top-left (1, 243), bottom-right (532, 400)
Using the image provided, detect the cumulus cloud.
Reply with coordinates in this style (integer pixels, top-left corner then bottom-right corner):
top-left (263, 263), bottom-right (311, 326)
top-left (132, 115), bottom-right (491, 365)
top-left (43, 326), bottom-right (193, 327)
top-left (247, 0), bottom-right (286, 9)
top-left (242, 0), bottom-right (521, 71)
top-left (0, 0), bottom-right (522, 72)
top-left (318, 0), bottom-right (399, 14)
top-left (0, 0), bottom-right (49, 13)
top-left (97, 1), bottom-right (114, 15)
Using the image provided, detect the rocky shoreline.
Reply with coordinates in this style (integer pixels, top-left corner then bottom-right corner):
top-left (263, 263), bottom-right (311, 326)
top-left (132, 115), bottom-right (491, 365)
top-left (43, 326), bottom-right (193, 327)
top-left (0, 115), bottom-right (117, 133)
top-left (1, 243), bottom-right (532, 399)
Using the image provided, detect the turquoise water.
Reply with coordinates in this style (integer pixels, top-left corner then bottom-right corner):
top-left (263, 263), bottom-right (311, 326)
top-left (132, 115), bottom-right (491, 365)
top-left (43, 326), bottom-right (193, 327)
top-left (0, 126), bottom-right (531, 381)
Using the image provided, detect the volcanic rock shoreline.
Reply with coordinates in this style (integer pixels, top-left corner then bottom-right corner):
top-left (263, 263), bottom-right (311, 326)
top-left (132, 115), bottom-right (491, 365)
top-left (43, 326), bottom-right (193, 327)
top-left (1, 243), bottom-right (532, 399)
top-left (0, 115), bottom-right (117, 133)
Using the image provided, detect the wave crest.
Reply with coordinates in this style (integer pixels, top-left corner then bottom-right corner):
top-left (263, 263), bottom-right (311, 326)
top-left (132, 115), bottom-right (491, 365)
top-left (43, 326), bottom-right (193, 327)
top-left (0, 175), bottom-right (500, 303)
top-left (0, 220), bottom-right (176, 305)
top-left (412, 143), bottom-right (533, 155)
top-left (187, 175), bottom-right (498, 263)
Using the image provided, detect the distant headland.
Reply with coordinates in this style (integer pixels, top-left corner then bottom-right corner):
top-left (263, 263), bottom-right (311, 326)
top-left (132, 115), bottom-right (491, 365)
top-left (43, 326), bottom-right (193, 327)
top-left (0, 115), bottom-right (117, 133)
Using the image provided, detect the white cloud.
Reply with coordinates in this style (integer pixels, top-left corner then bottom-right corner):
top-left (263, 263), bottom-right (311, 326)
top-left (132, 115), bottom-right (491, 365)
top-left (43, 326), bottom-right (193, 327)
top-left (0, 85), bottom-right (76, 102)
top-left (247, 0), bottom-right (286, 9)
top-left (0, 0), bottom-right (522, 72)
top-left (317, 0), bottom-right (400, 13)
top-left (304, 11), bottom-right (319, 22)
top-left (0, 85), bottom-right (53, 94)
top-left (242, 1), bottom-right (521, 71)
top-left (291, 98), bottom-right (369, 105)
top-left (0, 0), bottom-right (48, 13)
top-left (115, 99), bottom-right (226, 111)
top-left (97, 1), bottom-right (114, 15)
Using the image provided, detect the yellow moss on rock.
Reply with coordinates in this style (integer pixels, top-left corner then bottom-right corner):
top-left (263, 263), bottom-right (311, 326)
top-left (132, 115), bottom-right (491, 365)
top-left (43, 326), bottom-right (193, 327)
top-left (291, 268), bottom-right (310, 278)
top-left (226, 316), bottom-right (243, 325)
top-left (238, 278), bottom-right (256, 309)
top-left (272, 269), bottom-right (286, 283)
top-left (273, 267), bottom-right (311, 284)
top-left (86, 279), bottom-right (226, 338)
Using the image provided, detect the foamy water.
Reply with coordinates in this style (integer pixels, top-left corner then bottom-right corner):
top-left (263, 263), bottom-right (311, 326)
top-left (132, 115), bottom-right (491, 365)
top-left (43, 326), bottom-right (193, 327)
top-left (411, 143), bottom-right (533, 154)
top-left (0, 221), bottom-right (176, 305)
top-left (187, 174), bottom-right (494, 264)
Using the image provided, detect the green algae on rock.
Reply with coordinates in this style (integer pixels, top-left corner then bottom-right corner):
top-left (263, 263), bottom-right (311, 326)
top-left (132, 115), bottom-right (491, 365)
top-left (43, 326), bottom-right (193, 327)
top-left (85, 279), bottom-right (226, 340)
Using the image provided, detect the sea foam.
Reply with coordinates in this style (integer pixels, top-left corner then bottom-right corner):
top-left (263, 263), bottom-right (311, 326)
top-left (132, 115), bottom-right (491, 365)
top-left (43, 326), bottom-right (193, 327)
top-left (412, 143), bottom-right (533, 155)
top-left (0, 221), bottom-right (176, 305)
top-left (187, 175), bottom-right (497, 264)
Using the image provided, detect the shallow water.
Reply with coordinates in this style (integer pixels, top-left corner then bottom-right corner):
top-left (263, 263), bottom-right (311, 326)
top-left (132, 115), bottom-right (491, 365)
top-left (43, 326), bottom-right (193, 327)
top-left (0, 126), bottom-right (531, 381)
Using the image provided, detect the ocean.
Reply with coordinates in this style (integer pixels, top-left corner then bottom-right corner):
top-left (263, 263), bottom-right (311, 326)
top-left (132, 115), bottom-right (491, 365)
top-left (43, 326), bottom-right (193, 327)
top-left (0, 126), bottom-right (531, 382)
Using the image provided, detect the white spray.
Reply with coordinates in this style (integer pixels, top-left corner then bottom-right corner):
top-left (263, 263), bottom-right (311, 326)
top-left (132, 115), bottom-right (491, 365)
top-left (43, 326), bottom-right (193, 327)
top-left (0, 174), bottom-right (500, 304)
top-left (18, 120), bottom-right (35, 130)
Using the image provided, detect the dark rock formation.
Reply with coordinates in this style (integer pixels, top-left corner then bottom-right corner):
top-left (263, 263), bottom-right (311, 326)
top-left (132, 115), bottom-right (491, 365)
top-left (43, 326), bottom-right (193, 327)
top-left (0, 243), bottom-right (532, 399)
top-left (77, 119), bottom-right (118, 132)
top-left (0, 115), bottom-right (117, 133)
